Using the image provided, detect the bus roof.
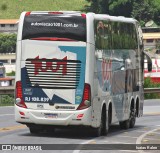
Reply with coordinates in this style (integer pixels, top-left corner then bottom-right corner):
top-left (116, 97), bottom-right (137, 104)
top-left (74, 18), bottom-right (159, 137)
top-left (93, 14), bottom-right (137, 24)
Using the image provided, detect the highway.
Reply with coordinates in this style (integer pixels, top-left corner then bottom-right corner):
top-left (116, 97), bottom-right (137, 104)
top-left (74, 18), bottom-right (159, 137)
top-left (0, 100), bottom-right (160, 153)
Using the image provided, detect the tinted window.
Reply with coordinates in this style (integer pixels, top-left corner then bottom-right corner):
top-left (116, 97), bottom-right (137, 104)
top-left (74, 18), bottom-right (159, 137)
top-left (22, 14), bottom-right (86, 42)
top-left (94, 20), bottom-right (138, 50)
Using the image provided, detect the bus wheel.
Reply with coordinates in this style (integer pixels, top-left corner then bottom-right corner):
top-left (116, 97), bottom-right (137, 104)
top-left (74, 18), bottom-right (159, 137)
top-left (29, 127), bottom-right (40, 134)
top-left (94, 107), bottom-right (108, 137)
top-left (45, 126), bottom-right (55, 134)
top-left (129, 109), bottom-right (136, 128)
top-left (28, 125), bottom-right (42, 134)
top-left (119, 119), bottom-right (130, 129)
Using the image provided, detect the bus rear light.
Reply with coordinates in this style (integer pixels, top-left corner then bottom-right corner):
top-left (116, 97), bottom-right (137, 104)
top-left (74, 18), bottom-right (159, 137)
top-left (16, 81), bottom-right (27, 108)
top-left (77, 83), bottom-right (91, 110)
top-left (25, 12), bottom-right (31, 16)
top-left (81, 14), bottom-right (86, 18)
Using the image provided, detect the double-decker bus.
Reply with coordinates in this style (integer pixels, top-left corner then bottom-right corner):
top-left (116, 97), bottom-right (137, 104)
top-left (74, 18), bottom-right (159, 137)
top-left (15, 11), bottom-right (147, 136)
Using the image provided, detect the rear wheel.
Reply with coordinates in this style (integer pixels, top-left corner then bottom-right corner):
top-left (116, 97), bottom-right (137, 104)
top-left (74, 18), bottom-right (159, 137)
top-left (29, 127), bottom-right (41, 134)
top-left (119, 109), bottom-right (136, 129)
top-left (129, 109), bottom-right (136, 128)
top-left (94, 107), bottom-right (109, 137)
top-left (45, 126), bottom-right (55, 134)
top-left (28, 125), bottom-right (43, 134)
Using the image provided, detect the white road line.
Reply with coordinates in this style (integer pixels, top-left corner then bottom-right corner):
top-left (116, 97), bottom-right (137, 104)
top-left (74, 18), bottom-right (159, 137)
top-left (136, 126), bottom-right (160, 153)
top-left (0, 114), bottom-right (14, 117)
top-left (72, 136), bottom-right (106, 153)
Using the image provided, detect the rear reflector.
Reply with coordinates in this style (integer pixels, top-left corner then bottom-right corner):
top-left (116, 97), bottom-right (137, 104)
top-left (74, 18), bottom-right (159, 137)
top-left (81, 14), bottom-right (86, 18)
top-left (16, 81), bottom-right (27, 108)
top-left (77, 83), bottom-right (91, 110)
top-left (19, 111), bottom-right (25, 116)
top-left (25, 12), bottom-right (31, 16)
top-left (77, 114), bottom-right (84, 119)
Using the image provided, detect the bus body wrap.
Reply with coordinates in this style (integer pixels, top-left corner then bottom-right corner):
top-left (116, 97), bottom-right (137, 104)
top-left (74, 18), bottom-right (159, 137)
top-left (15, 11), bottom-right (144, 136)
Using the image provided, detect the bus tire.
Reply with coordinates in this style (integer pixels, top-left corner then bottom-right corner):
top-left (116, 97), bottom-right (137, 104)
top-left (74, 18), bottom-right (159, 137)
top-left (29, 127), bottom-right (40, 134)
top-left (94, 107), bottom-right (108, 137)
top-left (119, 119), bottom-right (130, 129)
top-left (119, 109), bottom-right (136, 129)
top-left (28, 125), bottom-right (43, 134)
top-left (129, 109), bottom-right (136, 128)
top-left (45, 126), bottom-right (55, 134)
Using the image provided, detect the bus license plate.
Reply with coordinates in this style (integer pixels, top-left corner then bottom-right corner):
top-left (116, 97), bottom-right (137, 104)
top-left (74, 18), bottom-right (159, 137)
top-left (44, 113), bottom-right (58, 118)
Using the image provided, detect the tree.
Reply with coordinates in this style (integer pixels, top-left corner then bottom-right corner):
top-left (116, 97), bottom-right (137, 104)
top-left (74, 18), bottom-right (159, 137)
top-left (86, 0), bottom-right (109, 14)
top-left (131, 0), bottom-right (156, 26)
top-left (86, 0), bottom-right (160, 26)
top-left (0, 33), bottom-right (16, 53)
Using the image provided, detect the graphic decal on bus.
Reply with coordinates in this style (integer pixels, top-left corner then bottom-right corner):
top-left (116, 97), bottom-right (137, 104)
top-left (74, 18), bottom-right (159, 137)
top-left (31, 56), bottom-right (68, 76)
top-left (21, 41), bottom-right (86, 105)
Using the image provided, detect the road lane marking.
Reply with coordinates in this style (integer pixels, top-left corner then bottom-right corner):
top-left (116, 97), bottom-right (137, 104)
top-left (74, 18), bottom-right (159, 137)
top-left (72, 136), bottom-right (106, 153)
top-left (136, 127), bottom-right (160, 153)
top-left (0, 125), bottom-right (26, 132)
top-left (0, 114), bottom-right (14, 117)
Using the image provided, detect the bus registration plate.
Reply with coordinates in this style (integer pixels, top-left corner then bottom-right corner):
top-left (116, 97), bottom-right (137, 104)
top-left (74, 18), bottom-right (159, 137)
top-left (44, 113), bottom-right (58, 118)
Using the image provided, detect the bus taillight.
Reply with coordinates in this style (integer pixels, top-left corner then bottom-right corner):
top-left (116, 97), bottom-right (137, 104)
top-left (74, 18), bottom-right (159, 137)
top-left (16, 81), bottom-right (27, 108)
top-left (81, 14), bottom-right (86, 18)
top-left (25, 12), bottom-right (31, 16)
top-left (77, 83), bottom-right (91, 110)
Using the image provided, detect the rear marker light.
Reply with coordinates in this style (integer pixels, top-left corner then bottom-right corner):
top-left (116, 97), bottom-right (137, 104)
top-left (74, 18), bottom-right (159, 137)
top-left (77, 114), bottom-right (84, 119)
top-left (16, 81), bottom-right (27, 108)
top-left (81, 14), bottom-right (86, 18)
top-left (77, 83), bottom-right (91, 110)
top-left (19, 111), bottom-right (25, 116)
top-left (25, 12), bottom-right (31, 16)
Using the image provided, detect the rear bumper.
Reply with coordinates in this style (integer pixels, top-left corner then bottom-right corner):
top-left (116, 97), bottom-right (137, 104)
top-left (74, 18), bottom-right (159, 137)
top-left (15, 105), bottom-right (92, 126)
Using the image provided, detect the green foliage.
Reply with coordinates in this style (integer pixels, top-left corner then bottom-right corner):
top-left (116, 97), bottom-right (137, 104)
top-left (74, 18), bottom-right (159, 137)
top-left (144, 77), bottom-right (160, 99)
top-left (1, 3), bottom-right (7, 11)
top-left (131, 0), bottom-right (156, 26)
top-left (0, 33), bottom-right (17, 53)
top-left (0, 94), bottom-right (14, 106)
top-left (87, 0), bottom-right (160, 26)
top-left (0, 0), bottom-right (88, 19)
top-left (6, 71), bottom-right (15, 76)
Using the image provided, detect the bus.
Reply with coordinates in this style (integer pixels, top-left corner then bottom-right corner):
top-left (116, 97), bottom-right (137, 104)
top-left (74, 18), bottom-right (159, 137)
top-left (15, 11), bottom-right (148, 136)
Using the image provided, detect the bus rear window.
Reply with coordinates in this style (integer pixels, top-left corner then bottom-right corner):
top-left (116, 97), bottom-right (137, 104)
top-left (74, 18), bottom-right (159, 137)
top-left (22, 14), bottom-right (86, 42)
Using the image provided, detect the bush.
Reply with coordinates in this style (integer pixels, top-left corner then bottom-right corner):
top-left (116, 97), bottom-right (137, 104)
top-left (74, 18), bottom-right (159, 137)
top-left (144, 77), bottom-right (160, 99)
top-left (0, 94), bottom-right (14, 106)
top-left (6, 71), bottom-right (15, 76)
top-left (0, 33), bottom-right (17, 53)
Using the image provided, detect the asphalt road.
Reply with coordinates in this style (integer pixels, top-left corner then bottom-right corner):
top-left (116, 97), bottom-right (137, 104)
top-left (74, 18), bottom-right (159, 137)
top-left (0, 100), bottom-right (160, 153)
